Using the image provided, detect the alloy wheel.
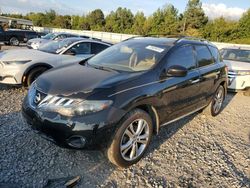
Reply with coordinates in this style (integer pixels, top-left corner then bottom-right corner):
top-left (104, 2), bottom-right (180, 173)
top-left (10, 38), bottom-right (19, 46)
top-left (120, 119), bottom-right (150, 161)
top-left (213, 87), bottom-right (224, 114)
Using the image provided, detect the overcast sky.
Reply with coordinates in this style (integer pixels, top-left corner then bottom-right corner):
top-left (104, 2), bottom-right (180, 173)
top-left (0, 0), bottom-right (249, 20)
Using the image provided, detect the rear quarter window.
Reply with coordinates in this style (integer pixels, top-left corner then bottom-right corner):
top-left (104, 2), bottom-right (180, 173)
top-left (208, 46), bottom-right (222, 63)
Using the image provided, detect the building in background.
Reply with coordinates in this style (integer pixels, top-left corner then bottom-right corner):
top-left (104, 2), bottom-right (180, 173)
top-left (0, 16), bottom-right (33, 30)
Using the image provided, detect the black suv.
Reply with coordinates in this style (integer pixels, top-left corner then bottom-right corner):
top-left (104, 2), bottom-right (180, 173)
top-left (22, 36), bottom-right (228, 167)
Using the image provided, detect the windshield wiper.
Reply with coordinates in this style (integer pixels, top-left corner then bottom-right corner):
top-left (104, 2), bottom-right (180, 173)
top-left (87, 63), bottom-right (118, 72)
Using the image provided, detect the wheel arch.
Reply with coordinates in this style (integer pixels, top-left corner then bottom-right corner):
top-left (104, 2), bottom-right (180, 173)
top-left (22, 63), bottom-right (53, 86)
top-left (130, 104), bottom-right (160, 135)
top-left (220, 80), bottom-right (227, 99)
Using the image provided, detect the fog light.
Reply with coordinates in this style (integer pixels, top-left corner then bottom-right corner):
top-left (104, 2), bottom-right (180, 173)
top-left (67, 135), bottom-right (86, 149)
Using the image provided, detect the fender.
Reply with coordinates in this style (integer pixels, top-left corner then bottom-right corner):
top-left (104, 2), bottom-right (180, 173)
top-left (22, 63), bottom-right (53, 84)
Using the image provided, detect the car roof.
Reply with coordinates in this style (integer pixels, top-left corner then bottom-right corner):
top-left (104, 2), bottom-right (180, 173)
top-left (128, 37), bottom-right (177, 46)
top-left (53, 32), bottom-right (78, 36)
top-left (59, 37), bottom-right (112, 45)
top-left (128, 36), bottom-right (216, 48)
top-left (221, 46), bottom-right (250, 51)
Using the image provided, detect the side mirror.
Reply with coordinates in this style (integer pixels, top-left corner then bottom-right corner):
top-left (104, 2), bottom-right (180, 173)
top-left (165, 65), bottom-right (188, 77)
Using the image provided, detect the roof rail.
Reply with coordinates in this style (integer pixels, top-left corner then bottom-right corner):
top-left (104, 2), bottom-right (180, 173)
top-left (123, 33), bottom-right (211, 44)
top-left (143, 33), bottom-right (186, 38)
top-left (174, 36), bottom-right (210, 44)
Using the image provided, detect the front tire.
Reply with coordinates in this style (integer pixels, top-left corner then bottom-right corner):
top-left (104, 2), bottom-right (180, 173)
top-left (107, 109), bottom-right (153, 168)
top-left (203, 85), bottom-right (225, 116)
top-left (26, 67), bottom-right (48, 87)
top-left (9, 37), bottom-right (20, 46)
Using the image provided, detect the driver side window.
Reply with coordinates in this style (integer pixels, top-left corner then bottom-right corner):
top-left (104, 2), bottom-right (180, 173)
top-left (166, 45), bottom-right (196, 70)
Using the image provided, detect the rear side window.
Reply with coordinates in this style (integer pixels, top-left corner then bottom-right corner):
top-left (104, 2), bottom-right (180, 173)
top-left (91, 43), bottom-right (109, 54)
top-left (208, 46), bottom-right (222, 62)
top-left (167, 45), bottom-right (196, 70)
top-left (195, 45), bottom-right (214, 67)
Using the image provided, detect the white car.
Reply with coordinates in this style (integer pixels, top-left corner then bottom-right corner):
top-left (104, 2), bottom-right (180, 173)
top-left (221, 47), bottom-right (250, 91)
top-left (0, 37), bottom-right (111, 86)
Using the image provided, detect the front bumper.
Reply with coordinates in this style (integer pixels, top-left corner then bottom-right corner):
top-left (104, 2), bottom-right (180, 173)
top-left (26, 42), bottom-right (40, 49)
top-left (22, 96), bottom-right (125, 149)
top-left (228, 74), bottom-right (250, 90)
top-left (0, 62), bottom-right (23, 84)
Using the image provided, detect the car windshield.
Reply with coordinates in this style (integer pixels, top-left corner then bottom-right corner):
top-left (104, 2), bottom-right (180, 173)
top-left (38, 38), bottom-right (79, 54)
top-left (221, 49), bottom-right (250, 63)
top-left (42, 33), bottom-right (56, 40)
top-left (87, 40), bottom-right (168, 72)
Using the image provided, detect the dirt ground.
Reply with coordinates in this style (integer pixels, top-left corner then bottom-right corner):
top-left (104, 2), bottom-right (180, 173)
top-left (0, 45), bottom-right (249, 187)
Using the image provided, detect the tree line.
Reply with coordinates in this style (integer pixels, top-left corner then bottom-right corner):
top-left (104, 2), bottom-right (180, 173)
top-left (2, 0), bottom-right (250, 44)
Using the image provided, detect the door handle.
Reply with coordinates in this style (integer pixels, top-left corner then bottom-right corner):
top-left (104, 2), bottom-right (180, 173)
top-left (190, 79), bottom-right (200, 84)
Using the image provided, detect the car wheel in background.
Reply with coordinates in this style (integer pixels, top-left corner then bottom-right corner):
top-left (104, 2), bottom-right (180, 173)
top-left (107, 109), bottom-right (153, 168)
top-left (203, 85), bottom-right (225, 116)
top-left (9, 37), bottom-right (20, 46)
top-left (26, 67), bottom-right (48, 87)
top-left (243, 88), bottom-right (250, 96)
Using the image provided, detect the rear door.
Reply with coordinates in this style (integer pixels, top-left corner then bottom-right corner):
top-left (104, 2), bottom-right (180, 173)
top-left (194, 45), bottom-right (221, 106)
top-left (159, 44), bottom-right (201, 123)
top-left (91, 42), bottom-right (109, 55)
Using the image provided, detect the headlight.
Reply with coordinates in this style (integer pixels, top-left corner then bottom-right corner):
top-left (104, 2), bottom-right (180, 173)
top-left (237, 70), bottom-right (250, 76)
top-left (3, 60), bottom-right (31, 65)
top-left (36, 95), bottom-right (113, 117)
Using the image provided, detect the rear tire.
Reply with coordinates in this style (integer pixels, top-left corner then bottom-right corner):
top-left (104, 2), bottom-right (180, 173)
top-left (26, 67), bottom-right (48, 87)
top-left (9, 37), bottom-right (20, 46)
top-left (107, 109), bottom-right (153, 168)
top-left (243, 88), bottom-right (250, 96)
top-left (203, 85), bottom-right (225, 116)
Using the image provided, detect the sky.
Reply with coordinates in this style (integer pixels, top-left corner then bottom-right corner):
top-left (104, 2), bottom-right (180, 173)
top-left (0, 0), bottom-right (249, 20)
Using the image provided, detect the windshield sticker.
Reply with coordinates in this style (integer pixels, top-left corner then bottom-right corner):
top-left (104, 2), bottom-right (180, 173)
top-left (146, 45), bottom-right (164, 53)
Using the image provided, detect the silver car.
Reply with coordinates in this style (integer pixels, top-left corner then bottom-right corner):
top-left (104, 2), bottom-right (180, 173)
top-left (0, 37), bottom-right (111, 86)
top-left (27, 32), bottom-right (83, 49)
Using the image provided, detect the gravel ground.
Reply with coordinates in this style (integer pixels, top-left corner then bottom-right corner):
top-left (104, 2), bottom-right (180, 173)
top-left (0, 45), bottom-right (250, 187)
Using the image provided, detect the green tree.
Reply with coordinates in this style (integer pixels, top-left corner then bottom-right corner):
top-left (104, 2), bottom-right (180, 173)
top-left (238, 9), bottom-right (250, 38)
top-left (87, 9), bottom-right (105, 31)
top-left (27, 12), bottom-right (46, 27)
top-left (162, 4), bottom-right (179, 34)
top-left (148, 4), bottom-right (178, 35)
top-left (45, 9), bottom-right (56, 23)
top-left (105, 7), bottom-right (134, 33)
top-left (131, 12), bottom-right (146, 35)
top-left (71, 15), bottom-right (81, 30)
top-left (182, 0), bottom-right (208, 35)
top-left (201, 17), bottom-right (238, 42)
top-left (53, 15), bottom-right (71, 29)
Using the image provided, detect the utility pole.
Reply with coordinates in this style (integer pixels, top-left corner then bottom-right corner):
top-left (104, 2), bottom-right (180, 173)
top-left (182, 18), bottom-right (187, 35)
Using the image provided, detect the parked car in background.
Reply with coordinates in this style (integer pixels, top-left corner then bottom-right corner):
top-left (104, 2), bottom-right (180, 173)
top-left (0, 27), bottom-right (40, 46)
top-left (0, 37), bottom-right (111, 86)
top-left (22, 36), bottom-right (227, 167)
top-left (221, 47), bottom-right (250, 92)
top-left (27, 32), bottom-right (87, 49)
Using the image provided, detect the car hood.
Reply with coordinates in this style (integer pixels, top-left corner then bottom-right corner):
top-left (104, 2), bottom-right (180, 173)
top-left (224, 60), bottom-right (250, 71)
top-left (35, 64), bottom-right (141, 97)
top-left (0, 49), bottom-right (57, 61)
top-left (28, 38), bottom-right (49, 43)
